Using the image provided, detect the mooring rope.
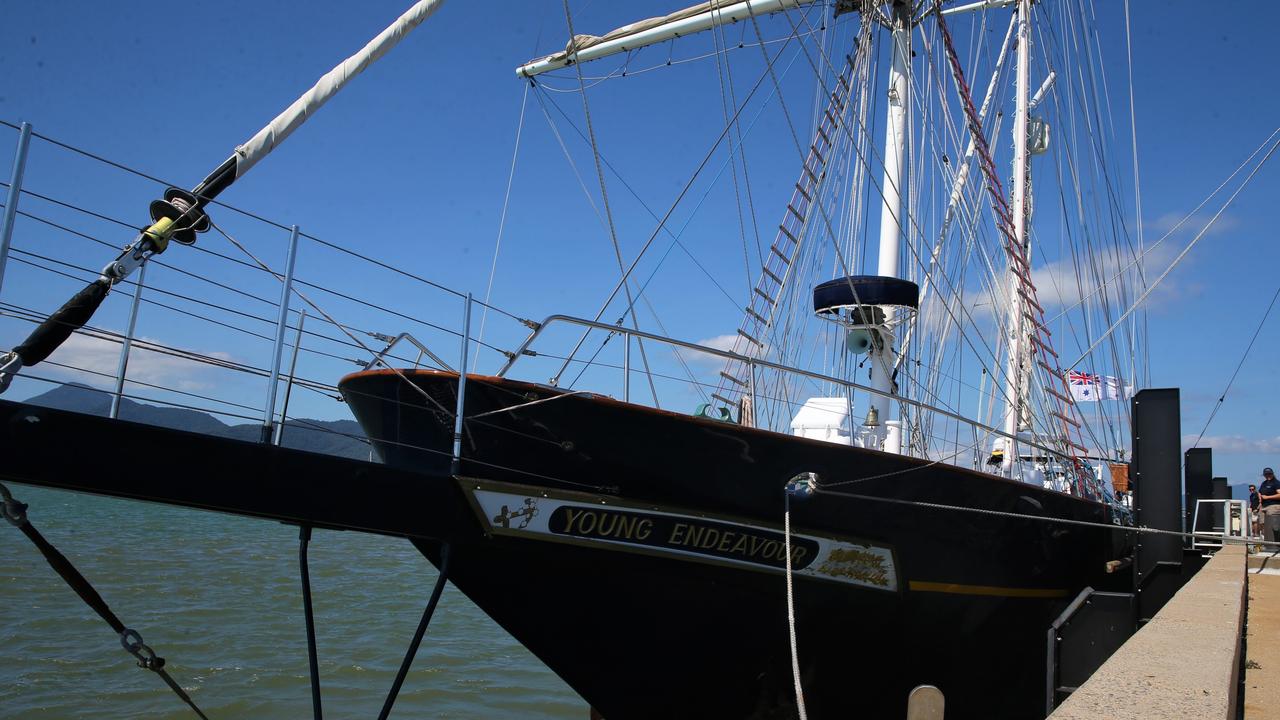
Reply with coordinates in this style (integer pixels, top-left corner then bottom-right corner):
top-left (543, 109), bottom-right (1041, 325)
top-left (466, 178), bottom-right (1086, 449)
top-left (783, 488), bottom-right (809, 720)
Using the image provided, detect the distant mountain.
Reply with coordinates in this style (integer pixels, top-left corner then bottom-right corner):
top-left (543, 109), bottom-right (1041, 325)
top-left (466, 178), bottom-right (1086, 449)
top-left (24, 383), bottom-right (373, 461)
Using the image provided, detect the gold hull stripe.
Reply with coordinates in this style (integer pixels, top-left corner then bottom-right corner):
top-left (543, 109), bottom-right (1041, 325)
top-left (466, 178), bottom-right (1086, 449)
top-left (908, 581), bottom-right (1069, 598)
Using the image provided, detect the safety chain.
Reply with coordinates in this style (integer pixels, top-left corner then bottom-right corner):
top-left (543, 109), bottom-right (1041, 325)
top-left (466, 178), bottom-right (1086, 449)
top-left (0, 481), bottom-right (211, 719)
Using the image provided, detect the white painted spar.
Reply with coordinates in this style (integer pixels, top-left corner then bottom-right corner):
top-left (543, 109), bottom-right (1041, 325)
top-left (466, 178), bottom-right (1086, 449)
top-left (1001, 0), bottom-right (1032, 472)
top-left (234, 0), bottom-right (447, 177)
top-left (515, 0), bottom-right (816, 78)
top-left (939, 0), bottom-right (1017, 16)
top-left (866, 3), bottom-right (911, 454)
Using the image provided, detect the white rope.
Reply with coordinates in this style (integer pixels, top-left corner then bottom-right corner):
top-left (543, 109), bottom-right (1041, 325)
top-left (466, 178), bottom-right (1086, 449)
top-left (783, 492), bottom-right (808, 720)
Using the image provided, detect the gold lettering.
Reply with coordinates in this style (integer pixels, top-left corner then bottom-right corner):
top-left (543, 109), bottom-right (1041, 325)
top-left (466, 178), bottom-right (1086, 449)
top-left (562, 507), bottom-right (583, 533)
top-left (596, 513), bottom-right (618, 537)
top-left (578, 511), bottom-right (598, 535)
top-left (669, 523), bottom-right (688, 545)
top-left (731, 535), bottom-right (750, 555)
top-left (686, 526), bottom-right (705, 547)
top-left (636, 519), bottom-right (653, 541)
top-left (717, 532), bottom-right (736, 552)
top-left (761, 540), bottom-right (781, 560)
top-left (700, 528), bottom-right (721, 549)
top-left (790, 546), bottom-right (808, 565)
top-left (615, 515), bottom-right (636, 539)
top-left (817, 548), bottom-right (890, 587)
top-left (749, 536), bottom-right (765, 556)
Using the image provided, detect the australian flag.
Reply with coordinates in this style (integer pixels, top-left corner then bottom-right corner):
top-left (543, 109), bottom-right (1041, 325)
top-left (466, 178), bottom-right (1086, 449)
top-left (1066, 371), bottom-right (1131, 402)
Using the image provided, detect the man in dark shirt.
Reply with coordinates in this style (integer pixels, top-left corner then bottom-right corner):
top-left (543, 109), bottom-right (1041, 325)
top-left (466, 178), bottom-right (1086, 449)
top-left (1259, 468), bottom-right (1280, 542)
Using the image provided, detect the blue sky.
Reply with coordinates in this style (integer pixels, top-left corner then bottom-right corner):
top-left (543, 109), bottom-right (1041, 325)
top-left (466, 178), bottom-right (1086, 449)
top-left (1, 0), bottom-right (1277, 492)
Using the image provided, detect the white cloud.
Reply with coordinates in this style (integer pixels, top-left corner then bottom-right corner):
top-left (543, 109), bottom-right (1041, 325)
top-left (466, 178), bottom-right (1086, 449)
top-left (1146, 211), bottom-right (1239, 239)
top-left (958, 235), bottom-right (1189, 329)
top-left (697, 333), bottom-right (740, 353)
top-left (1182, 434), bottom-right (1280, 455)
top-left (680, 333), bottom-right (754, 368)
top-left (44, 333), bottom-right (236, 392)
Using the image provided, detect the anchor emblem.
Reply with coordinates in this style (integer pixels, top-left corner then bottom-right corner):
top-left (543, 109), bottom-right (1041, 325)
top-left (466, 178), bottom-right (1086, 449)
top-left (492, 497), bottom-right (539, 530)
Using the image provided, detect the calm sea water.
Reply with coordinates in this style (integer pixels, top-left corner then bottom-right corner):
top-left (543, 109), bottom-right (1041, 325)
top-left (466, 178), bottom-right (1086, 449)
top-left (0, 485), bottom-right (584, 719)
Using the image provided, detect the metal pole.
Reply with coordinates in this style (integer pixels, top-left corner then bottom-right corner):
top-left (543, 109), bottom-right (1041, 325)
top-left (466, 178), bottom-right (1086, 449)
top-left (275, 309), bottom-right (307, 446)
top-left (451, 294), bottom-right (472, 475)
top-left (746, 359), bottom-right (756, 428)
top-left (110, 263), bottom-right (147, 419)
top-left (262, 225), bottom-right (300, 443)
top-left (623, 332), bottom-right (630, 403)
top-left (0, 122), bottom-right (33, 297)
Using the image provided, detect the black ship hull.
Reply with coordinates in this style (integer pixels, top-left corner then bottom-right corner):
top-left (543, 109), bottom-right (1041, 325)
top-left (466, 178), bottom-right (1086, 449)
top-left (339, 369), bottom-right (1131, 719)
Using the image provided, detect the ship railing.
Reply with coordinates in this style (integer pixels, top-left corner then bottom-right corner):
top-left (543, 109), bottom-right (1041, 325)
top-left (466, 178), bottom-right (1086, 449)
top-left (364, 332), bottom-right (455, 373)
top-left (494, 313), bottom-right (1073, 466)
top-left (0, 120), bottom-right (496, 452)
top-left (1189, 498), bottom-right (1249, 550)
top-left (0, 120), bottom-right (1075, 478)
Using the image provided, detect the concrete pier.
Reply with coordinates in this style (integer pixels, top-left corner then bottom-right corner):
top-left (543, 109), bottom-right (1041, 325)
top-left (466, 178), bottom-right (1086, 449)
top-left (1244, 551), bottom-right (1280, 719)
top-left (1048, 546), bottom-right (1247, 719)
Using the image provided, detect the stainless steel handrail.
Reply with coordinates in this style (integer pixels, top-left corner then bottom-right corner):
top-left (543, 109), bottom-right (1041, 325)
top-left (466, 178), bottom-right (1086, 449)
top-left (496, 313), bottom-right (1069, 461)
top-left (366, 332), bottom-right (454, 373)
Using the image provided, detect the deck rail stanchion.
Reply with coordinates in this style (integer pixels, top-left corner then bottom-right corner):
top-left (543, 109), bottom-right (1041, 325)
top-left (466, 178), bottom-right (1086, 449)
top-left (109, 263), bottom-right (147, 419)
top-left (0, 121), bottom-right (33, 298)
top-left (262, 224), bottom-right (300, 443)
top-left (276, 309), bottom-right (307, 446)
top-left (451, 294), bottom-right (472, 475)
top-left (623, 331), bottom-right (631, 403)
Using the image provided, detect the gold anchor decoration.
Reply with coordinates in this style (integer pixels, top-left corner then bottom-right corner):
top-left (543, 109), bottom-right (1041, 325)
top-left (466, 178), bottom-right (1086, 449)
top-left (492, 497), bottom-right (539, 529)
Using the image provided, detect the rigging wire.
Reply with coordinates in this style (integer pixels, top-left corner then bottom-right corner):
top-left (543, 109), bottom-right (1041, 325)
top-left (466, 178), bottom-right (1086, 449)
top-left (544, 22), bottom-right (813, 383)
top-left (209, 219), bottom-right (457, 418)
top-left (1121, 0), bottom-right (1150, 385)
top-left (1067, 130), bottom-right (1280, 370)
top-left (474, 82), bottom-right (530, 367)
top-left (0, 119), bottom-right (527, 326)
top-left (561, 0), bottom-right (661, 407)
top-left (1190, 281), bottom-right (1280, 450)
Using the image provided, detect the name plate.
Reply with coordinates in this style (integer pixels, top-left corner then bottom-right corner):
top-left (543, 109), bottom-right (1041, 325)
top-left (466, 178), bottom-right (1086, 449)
top-left (465, 482), bottom-right (897, 592)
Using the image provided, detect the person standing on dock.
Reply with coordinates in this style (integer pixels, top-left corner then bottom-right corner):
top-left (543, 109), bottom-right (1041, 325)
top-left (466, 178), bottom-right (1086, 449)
top-left (1259, 468), bottom-right (1280, 542)
top-left (1250, 484), bottom-right (1262, 538)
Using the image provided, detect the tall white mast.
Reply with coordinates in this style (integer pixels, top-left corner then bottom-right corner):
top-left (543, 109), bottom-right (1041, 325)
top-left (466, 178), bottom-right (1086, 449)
top-left (866, 0), bottom-right (912, 453)
top-left (1001, 0), bottom-right (1032, 472)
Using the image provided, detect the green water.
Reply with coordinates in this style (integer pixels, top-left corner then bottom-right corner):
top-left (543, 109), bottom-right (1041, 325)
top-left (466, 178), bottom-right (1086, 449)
top-left (0, 485), bottom-right (583, 719)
